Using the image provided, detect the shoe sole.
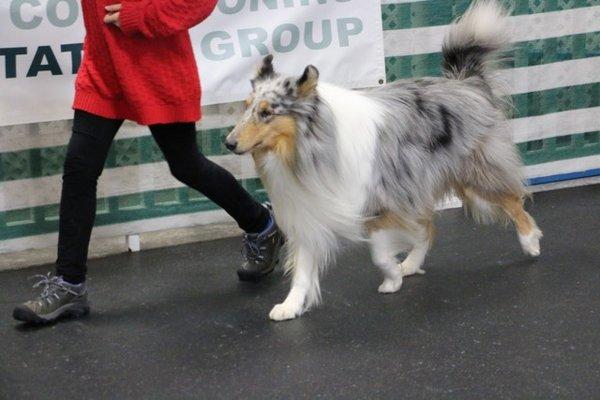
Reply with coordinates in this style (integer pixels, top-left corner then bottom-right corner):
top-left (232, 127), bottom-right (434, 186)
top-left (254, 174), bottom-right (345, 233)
top-left (237, 263), bottom-right (277, 282)
top-left (13, 303), bottom-right (90, 325)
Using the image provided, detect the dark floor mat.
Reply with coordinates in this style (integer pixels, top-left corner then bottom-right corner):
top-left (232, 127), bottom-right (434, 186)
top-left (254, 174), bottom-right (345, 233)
top-left (1, 185), bottom-right (599, 399)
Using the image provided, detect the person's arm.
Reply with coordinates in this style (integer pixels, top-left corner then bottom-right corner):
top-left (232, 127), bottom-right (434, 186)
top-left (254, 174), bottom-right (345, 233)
top-left (114, 0), bottom-right (219, 38)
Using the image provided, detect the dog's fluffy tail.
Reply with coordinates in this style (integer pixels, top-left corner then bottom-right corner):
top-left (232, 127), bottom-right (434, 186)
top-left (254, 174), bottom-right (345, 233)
top-left (442, 0), bottom-right (510, 85)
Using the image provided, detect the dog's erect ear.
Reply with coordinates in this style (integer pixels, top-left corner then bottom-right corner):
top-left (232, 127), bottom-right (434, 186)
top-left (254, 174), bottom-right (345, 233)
top-left (255, 54), bottom-right (275, 80)
top-left (296, 65), bottom-right (319, 97)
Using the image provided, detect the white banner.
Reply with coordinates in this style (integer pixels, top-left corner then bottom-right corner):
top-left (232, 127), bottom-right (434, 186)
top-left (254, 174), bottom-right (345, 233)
top-left (0, 0), bottom-right (385, 126)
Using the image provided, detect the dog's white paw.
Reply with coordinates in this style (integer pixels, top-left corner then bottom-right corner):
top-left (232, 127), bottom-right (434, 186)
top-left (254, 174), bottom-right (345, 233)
top-left (269, 303), bottom-right (301, 321)
top-left (400, 262), bottom-right (425, 277)
top-left (519, 228), bottom-right (543, 257)
top-left (378, 276), bottom-right (403, 293)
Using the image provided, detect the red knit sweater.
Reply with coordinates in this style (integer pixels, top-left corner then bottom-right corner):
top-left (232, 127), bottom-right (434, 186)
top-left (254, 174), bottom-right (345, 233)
top-left (73, 0), bottom-right (218, 125)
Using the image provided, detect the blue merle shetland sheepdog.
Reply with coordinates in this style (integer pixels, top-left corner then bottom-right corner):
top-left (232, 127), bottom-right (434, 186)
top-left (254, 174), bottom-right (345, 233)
top-left (226, 0), bottom-right (542, 321)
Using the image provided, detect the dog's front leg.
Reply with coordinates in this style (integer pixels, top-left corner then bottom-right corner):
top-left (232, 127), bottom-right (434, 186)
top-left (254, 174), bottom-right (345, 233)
top-left (269, 245), bottom-right (316, 321)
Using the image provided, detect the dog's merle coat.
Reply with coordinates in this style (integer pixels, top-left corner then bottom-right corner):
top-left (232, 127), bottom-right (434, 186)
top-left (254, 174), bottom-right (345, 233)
top-left (228, 0), bottom-right (541, 321)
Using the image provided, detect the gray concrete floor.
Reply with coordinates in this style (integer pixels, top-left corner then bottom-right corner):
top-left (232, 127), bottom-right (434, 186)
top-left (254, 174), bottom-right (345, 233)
top-left (1, 185), bottom-right (599, 399)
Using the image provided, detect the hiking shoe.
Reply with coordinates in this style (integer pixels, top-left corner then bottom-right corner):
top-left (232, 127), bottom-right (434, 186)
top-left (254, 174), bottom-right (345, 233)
top-left (237, 205), bottom-right (284, 282)
top-left (13, 273), bottom-right (89, 325)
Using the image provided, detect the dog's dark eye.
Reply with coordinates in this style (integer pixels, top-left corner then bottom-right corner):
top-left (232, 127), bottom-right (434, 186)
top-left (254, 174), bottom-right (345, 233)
top-left (259, 110), bottom-right (272, 119)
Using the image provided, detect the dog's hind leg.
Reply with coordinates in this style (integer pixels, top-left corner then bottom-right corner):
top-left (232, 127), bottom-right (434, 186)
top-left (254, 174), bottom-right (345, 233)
top-left (269, 245), bottom-right (319, 321)
top-left (458, 134), bottom-right (542, 256)
top-left (461, 187), bottom-right (542, 257)
top-left (496, 194), bottom-right (543, 256)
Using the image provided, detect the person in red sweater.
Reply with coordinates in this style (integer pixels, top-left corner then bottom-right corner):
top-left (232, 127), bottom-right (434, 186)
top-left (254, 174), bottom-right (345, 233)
top-left (13, 0), bottom-right (284, 325)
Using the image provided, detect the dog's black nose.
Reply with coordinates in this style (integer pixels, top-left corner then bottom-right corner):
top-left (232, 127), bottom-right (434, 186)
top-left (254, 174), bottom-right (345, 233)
top-left (225, 141), bottom-right (237, 151)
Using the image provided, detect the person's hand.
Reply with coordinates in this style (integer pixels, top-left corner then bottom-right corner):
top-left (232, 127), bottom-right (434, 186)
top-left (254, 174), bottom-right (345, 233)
top-left (104, 4), bottom-right (122, 28)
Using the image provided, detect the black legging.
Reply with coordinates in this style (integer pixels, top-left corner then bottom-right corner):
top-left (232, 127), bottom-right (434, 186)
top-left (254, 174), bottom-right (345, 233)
top-left (56, 110), bottom-right (269, 283)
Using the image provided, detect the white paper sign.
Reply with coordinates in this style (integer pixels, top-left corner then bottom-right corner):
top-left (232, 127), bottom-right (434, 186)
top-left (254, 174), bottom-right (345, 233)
top-left (0, 0), bottom-right (385, 126)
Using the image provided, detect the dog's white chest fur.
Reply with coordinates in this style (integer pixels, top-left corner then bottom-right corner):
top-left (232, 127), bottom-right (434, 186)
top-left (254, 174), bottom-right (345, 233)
top-left (258, 84), bottom-right (383, 246)
top-left (259, 153), bottom-right (350, 244)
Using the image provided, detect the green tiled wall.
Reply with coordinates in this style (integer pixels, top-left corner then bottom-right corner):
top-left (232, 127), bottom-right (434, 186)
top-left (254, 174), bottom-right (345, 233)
top-left (1, 83), bottom-right (598, 183)
top-left (0, 178), bottom-right (268, 241)
top-left (0, 127), bottom-right (231, 182)
top-left (385, 32), bottom-right (600, 82)
top-left (519, 131), bottom-right (600, 164)
top-left (381, 0), bottom-right (600, 31)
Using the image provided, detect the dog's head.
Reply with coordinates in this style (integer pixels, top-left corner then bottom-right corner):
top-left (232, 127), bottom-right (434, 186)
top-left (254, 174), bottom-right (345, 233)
top-left (225, 55), bottom-right (319, 160)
